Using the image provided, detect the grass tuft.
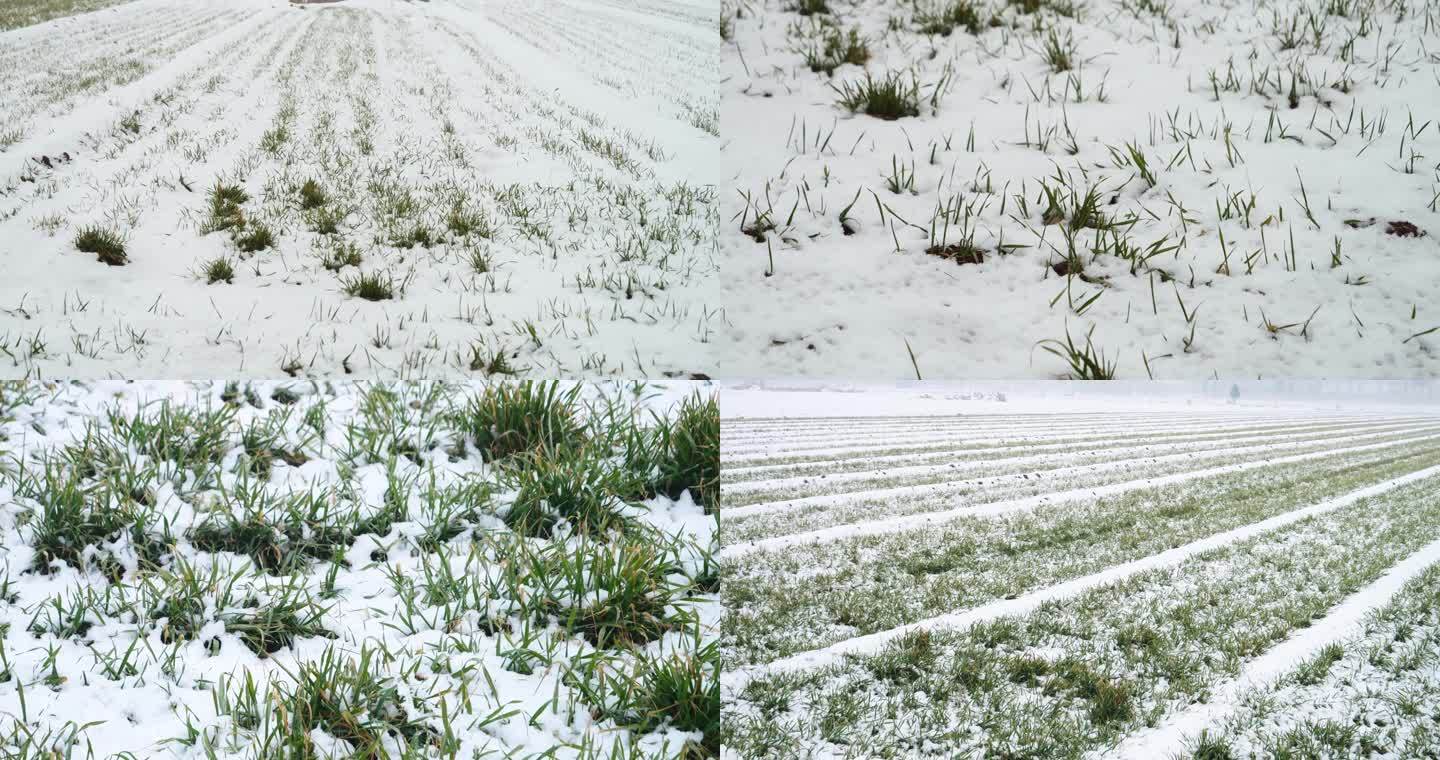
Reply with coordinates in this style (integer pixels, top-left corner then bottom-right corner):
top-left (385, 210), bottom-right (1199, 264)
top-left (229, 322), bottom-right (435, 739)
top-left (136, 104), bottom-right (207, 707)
top-left (804, 28), bottom-right (870, 75)
top-left (235, 223), bottom-right (276, 253)
top-left (833, 71), bottom-right (922, 120)
top-left (207, 182), bottom-right (249, 233)
top-left (320, 240), bottom-right (363, 271)
top-left (649, 392), bottom-right (720, 511)
top-left (75, 225), bottom-right (128, 265)
top-left (916, 0), bottom-right (986, 35)
top-left (298, 179), bottom-right (328, 210)
top-left (1036, 325), bottom-right (1117, 379)
top-left (454, 380), bottom-right (586, 461)
top-left (202, 256), bottom-right (235, 284)
top-left (340, 271), bottom-right (396, 301)
top-left (502, 447), bottom-right (629, 538)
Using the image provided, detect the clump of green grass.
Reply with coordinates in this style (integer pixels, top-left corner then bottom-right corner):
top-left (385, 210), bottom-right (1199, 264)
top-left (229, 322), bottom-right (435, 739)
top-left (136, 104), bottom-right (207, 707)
top-left (207, 182), bottom-right (248, 233)
top-left (915, 0), bottom-right (986, 35)
top-left (454, 380), bottom-right (587, 461)
top-left (202, 256), bottom-right (234, 284)
top-left (465, 344), bottom-right (516, 375)
top-left (569, 642), bottom-right (720, 756)
top-left (340, 271), bottom-right (396, 301)
top-left (235, 222), bottom-right (276, 253)
top-left (1189, 731), bottom-right (1236, 760)
top-left (804, 28), bottom-right (871, 75)
top-left (320, 240), bottom-right (362, 271)
top-left (223, 595), bottom-right (334, 656)
top-left (502, 448), bottom-right (630, 538)
top-left (791, 0), bottom-right (830, 14)
top-left (389, 223), bottom-right (436, 249)
top-left (1036, 325), bottom-right (1117, 379)
top-left (1048, 659), bottom-right (1134, 725)
top-left (1040, 182), bottom-right (1112, 230)
top-left (240, 420), bottom-right (309, 480)
top-left (649, 392), bottom-right (720, 511)
top-left (74, 225), bottom-right (128, 265)
top-left (1293, 642), bottom-right (1345, 685)
top-left (104, 402), bottom-right (235, 487)
top-left (537, 537), bottom-right (678, 648)
top-left (258, 646), bottom-right (438, 753)
top-left (446, 203), bottom-right (493, 238)
top-left (298, 179), bottom-right (328, 210)
top-left (1041, 28), bottom-right (1077, 72)
top-left (833, 71), bottom-right (922, 120)
top-left (307, 205), bottom-right (345, 235)
top-left (466, 245), bottom-right (493, 274)
top-left (22, 463), bottom-right (130, 573)
top-left (188, 489), bottom-right (347, 575)
top-left (867, 630), bottom-right (939, 686)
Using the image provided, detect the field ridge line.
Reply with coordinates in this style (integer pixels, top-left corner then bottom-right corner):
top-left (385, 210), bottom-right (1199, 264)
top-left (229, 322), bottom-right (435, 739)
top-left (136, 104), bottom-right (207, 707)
top-left (728, 462), bottom-right (1440, 685)
top-left (721, 420), bottom-right (1423, 496)
top-left (721, 426), bottom-right (1440, 528)
top-left (718, 415), bottom-right (1363, 458)
top-left (1107, 533), bottom-right (1440, 759)
top-left (721, 417), bottom-right (1411, 475)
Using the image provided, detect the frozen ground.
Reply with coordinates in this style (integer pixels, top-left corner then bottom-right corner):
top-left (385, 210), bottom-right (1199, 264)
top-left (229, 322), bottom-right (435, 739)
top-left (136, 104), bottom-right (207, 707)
top-left (719, 387), bottom-right (1440, 758)
top-left (717, 0), bottom-right (1440, 379)
top-left (0, 0), bottom-right (720, 380)
top-left (0, 378), bottom-right (718, 758)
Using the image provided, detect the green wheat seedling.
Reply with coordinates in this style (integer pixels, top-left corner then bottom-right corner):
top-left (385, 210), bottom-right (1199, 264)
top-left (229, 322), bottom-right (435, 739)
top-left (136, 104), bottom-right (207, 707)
top-left (222, 585), bottom-right (335, 656)
top-left (234, 222), bottom-right (276, 253)
top-left (453, 379), bottom-right (587, 461)
top-left (1040, 28), bottom-right (1078, 72)
top-left (204, 182), bottom-right (249, 234)
top-left (792, 0), bottom-right (831, 15)
top-left (565, 638), bottom-right (720, 757)
top-left (340, 270), bottom-right (402, 301)
top-left (915, 0), bottom-right (988, 35)
top-left (298, 179), bottom-right (328, 210)
top-left (641, 392), bottom-right (720, 511)
top-left (501, 446), bottom-right (632, 538)
top-left (19, 461), bottom-right (132, 573)
top-left (74, 225), bottom-right (128, 265)
top-left (507, 533), bottom-right (685, 648)
top-left (254, 645), bottom-right (440, 753)
top-left (803, 27), bottom-right (871, 75)
top-left (1035, 324), bottom-right (1118, 379)
top-left (200, 255), bottom-right (235, 284)
top-left (306, 205), bottom-right (347, 235)
top-left (833, 71), bottom-right (924, 120)
top-left (319, 239), bottom-right (363, 271)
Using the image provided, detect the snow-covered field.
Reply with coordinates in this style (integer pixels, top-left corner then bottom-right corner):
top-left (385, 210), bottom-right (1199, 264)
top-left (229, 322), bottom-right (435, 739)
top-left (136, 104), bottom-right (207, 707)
top-left (717, 0), bottom-right (1440, 379)
top-left (0, 378), bottom-right (718, 758)
top-left (0, 0), bottom-right (719, 379)
top-left (720, 389), bottom-right (1440, 758)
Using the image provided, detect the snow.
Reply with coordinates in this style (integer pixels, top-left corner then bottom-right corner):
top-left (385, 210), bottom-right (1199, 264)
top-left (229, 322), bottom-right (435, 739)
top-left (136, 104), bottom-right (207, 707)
top-left (721, 425), bottom-right (1440, 556)
top-left (721, 417), bottom-right (1420, 494)
top-left (0, 378), bottom-right (717, 758)
top-left (0, 0), bottom-right (719, 379)
top-left (730, 460), bottom-right (1440, 688)
top-left (722, 419), bottom-right (1437, 506)
top-left (716, 0), bottom-right (1440, 379)
top-left (1110, 533), bottom-right (1440, 759)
